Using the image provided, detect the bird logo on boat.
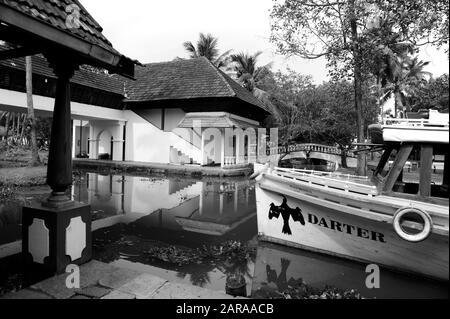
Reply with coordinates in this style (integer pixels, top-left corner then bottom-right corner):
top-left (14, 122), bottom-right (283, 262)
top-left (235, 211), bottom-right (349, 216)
top-left (268, 196), bottom-right (305, 235)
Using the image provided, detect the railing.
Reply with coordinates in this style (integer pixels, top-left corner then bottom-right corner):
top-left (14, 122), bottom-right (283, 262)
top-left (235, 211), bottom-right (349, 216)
top-left (269, 143), bottom-right (357, 158)
top-left (383, 117), bottom-right (449, 127)
top-left (222, 143), bottom-right (358, 167)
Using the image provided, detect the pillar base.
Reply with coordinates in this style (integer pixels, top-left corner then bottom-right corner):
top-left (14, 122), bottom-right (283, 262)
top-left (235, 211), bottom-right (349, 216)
top-left (22, 202), bottom-right (91, 275)
top-left (42, 192), bottom-right (75, 209)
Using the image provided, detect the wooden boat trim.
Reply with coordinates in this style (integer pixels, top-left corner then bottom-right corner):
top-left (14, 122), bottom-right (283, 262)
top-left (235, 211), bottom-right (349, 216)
top-left (259, 173), bottom-right (449, 236)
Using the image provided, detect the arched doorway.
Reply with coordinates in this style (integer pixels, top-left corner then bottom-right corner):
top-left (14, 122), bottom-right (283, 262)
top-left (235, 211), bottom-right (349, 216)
top-left (97, 130), bottom-right (113, 160)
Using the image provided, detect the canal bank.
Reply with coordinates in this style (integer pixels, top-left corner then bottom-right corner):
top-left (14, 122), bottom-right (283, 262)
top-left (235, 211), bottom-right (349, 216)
top-left (73, 158), bottom-right (254, 177)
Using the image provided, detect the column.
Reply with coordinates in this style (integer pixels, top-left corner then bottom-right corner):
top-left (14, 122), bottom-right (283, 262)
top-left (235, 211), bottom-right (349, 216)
top-left (201, 129), bottom-right (207, 166)
top-left (112, 121), bottom-right (125, 161)
top-left (22, 56), bottom-right (91, 275)
top-left (45, 63), bottom-right (76, 205)
top-left (72, 120), bottom-right (76, 159)
top-left (221, 129), bottom-right (226, 168)
top-left (235, 131), bottom-right (244, 164)
top-left (88, 123), bottom-right (97, 159)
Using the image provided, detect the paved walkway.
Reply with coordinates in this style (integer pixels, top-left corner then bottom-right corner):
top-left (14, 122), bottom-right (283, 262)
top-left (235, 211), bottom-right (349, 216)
top-left (73, 158), bottom-right (253, 177)
top-left (2, 260), bottom-right (242, 299)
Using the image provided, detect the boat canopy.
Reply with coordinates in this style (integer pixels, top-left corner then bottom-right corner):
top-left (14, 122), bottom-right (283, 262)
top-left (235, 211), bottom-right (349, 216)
top-left (369, 110), bottom-right (449, 145)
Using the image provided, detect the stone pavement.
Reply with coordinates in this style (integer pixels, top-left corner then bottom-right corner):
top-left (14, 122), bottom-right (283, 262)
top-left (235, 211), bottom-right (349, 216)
top-left (2, 260), bottom-right (241, 299)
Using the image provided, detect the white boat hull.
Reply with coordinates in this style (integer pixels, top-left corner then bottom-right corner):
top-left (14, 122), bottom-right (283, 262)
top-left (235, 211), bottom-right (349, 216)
top-left (256, 183), bottom-right (449, 281)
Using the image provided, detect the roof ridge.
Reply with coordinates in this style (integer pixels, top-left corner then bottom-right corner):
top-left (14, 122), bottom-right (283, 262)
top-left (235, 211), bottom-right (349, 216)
top-left (143, 57), bottom-right (203, 67)
top-left (201, 57), bottom-right (236, 98)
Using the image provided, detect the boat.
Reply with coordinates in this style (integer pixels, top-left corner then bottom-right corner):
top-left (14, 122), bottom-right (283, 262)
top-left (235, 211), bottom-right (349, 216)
top-left (252, 111), bottom-right (449, 281)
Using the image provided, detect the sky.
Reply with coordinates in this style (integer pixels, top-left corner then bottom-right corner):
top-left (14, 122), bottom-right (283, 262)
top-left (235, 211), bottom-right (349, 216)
top-left (82, 0), bottom-right (449, 84)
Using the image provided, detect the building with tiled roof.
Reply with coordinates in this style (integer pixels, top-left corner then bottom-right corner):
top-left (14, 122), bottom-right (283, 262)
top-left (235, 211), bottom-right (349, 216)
top-left (0, 48), bottom-right (271, 168)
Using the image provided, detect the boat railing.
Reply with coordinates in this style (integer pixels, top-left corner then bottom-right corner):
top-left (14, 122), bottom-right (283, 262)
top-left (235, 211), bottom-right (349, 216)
top-left (383, 118), bottom-right (449, 127)
top-left (273, 167), bottom-right (378, 196)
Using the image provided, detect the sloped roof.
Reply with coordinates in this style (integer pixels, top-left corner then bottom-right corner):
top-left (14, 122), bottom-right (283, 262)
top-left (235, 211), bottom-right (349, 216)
top-left (178, 112), bottom-right (259, 129)
top-left (126, 57), bottom-right (267, 111)
top-left (0, 45), bottom-right (124, 95)
top-left (0, 0), bottom-right (117, 56)
top-left (0, 0), bottom-right (138, 77)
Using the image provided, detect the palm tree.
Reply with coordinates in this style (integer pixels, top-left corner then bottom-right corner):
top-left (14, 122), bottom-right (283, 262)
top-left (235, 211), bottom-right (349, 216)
top-left (25, 56), bottom-right (41, 166)
top-left (380, 55), bottom-right (431, 116)
top-left (229, 51), bottom-right (280, 117)
top-left (183, 33), bottom-right (232, 68)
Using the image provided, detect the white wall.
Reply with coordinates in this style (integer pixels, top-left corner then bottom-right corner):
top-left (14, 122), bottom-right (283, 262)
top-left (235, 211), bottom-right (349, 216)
top-left (123, 110), bottom-right (202, 163)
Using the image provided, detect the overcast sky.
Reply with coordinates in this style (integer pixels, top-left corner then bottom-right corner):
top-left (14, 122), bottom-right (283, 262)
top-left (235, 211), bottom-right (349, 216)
top-left (82, 0), bottom-right (449, 84)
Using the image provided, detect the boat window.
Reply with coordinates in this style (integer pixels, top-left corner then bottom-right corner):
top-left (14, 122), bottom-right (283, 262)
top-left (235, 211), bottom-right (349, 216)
top-left (390, 144), bottom-right (449, 199)
top-left (430, 145), bottom-right (448, 199)
top-left (391, 145), bottom-right (421, 195)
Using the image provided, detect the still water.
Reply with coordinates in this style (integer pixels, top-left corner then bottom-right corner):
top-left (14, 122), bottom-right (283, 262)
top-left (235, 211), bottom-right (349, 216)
top-left (0, 170), bottom-right (448, 298)
top-left (72, 171), bottom-right (447, 299)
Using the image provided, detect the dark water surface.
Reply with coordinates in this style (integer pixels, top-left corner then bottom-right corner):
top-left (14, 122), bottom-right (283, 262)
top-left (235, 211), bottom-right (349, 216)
top-left (0, 170), bottom-right (448, 298)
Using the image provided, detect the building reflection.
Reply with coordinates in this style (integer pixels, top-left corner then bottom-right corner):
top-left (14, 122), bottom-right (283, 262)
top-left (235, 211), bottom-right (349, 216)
top-left (73, 172), bottom-right (256, 237)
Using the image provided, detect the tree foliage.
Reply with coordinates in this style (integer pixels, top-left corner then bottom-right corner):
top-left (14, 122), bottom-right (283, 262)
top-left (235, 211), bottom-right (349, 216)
top-left (408, 74), bottom-right (449, 112)
top-left (183, 33), bottom-right (232, 68)
top-left (270, 0), bottom-right (449, 174)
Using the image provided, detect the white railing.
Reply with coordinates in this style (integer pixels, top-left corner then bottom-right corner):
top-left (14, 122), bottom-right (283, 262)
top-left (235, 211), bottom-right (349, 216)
top-left (269, 143), bottom-right (356, 158)
top-left (383, 117), bottom-right (449, 127)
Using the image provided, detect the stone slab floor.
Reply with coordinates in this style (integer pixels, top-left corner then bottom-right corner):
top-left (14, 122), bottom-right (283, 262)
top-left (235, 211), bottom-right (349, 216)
top-left (1, 260), bottom-right (241, 299)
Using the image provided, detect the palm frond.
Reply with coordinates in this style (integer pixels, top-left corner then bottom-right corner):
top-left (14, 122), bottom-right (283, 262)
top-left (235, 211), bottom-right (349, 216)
top-left (183, 41), bottom-right (198, 58)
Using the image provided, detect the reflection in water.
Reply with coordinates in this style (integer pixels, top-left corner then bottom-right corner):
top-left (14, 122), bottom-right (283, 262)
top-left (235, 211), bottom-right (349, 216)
top-left (252, 242), bottom-right (449, 299)
top-left (266, 258), bottom-right (302, 292)
top-left (72, 172), bottom-right (257, 295)
top-left (0, 170), bottom-right (447, 298)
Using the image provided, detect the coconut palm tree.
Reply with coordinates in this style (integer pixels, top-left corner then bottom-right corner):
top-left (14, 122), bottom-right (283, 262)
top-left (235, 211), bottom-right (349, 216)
top-left (228, 51), bottom-right (280, 118)
top-left (380, 55), bottom-right (431, 116)
top-left (183, 33), bottom-right (232, 68)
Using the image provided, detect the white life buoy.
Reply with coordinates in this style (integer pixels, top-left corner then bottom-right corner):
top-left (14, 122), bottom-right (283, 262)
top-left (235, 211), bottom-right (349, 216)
top-left (393, 207), bottom-right (433, 242)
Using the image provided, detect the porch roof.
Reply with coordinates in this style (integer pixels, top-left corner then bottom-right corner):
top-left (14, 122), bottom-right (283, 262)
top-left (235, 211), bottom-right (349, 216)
top-left (0, 0), bottom-right (138, 78)
top-left (177, 112), bottom-right (259, 129)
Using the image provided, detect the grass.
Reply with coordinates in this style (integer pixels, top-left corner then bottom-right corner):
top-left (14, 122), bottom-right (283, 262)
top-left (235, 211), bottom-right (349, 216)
top-left (0, 166), bottom-right (47, 187)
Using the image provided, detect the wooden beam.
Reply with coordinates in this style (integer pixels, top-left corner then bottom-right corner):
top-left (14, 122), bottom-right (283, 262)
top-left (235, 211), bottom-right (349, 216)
top-left (0, 47), bottom-right (40, 60)
top-left (419, 144), bottom-right (433, 197)
top-left (374, 146), bottom-right (394, 177)
top-left (383, 144), bottom-right (413, 192)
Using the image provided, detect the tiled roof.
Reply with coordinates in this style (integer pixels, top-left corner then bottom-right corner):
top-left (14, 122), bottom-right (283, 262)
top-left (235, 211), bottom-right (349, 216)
top-left (126, 57), bottom-right (266, 111)
top-left (0, 48), bottom-right (125, 95)
top-left (0, 0), bottom-right (119, 57)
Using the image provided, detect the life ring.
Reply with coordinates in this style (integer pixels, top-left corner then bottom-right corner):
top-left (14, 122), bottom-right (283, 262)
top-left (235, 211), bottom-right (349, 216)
top-left (393, 207), bottom-right (433, 242)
